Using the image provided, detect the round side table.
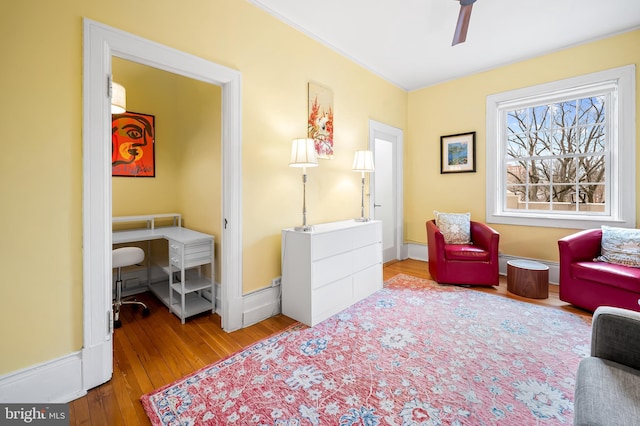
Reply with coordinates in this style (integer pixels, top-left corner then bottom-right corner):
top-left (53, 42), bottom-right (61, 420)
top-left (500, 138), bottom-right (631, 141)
top-left (507, 259), bottom-right (549, 299)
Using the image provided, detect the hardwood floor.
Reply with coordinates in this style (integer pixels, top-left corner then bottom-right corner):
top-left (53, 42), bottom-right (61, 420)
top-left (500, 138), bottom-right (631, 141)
top-left (69, 259), bottom-right (590, 425)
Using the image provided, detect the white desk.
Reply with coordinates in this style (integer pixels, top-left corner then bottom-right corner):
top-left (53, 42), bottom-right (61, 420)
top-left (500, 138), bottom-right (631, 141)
top-left (112, 213), bottom-right (181, 230)
top-left (113, 214), bottom-right (215, 324)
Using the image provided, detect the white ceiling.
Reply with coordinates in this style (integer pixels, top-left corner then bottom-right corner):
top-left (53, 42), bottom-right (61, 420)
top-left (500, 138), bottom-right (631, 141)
top-left (249, 0), bottom-right (640, 91)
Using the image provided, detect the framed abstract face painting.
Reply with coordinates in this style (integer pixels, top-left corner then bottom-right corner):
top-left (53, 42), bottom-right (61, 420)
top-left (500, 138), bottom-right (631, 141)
top-left (112, 111), bottom-right (156, 177)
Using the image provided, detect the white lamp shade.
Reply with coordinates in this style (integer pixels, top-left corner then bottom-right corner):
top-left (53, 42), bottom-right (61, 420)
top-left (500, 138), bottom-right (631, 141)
top-left (352, 150), bottom-right (375, 172)
top-left (289, 138), bottom-right (318, 168)
top-left (111, 81), bottom-right (127, 114)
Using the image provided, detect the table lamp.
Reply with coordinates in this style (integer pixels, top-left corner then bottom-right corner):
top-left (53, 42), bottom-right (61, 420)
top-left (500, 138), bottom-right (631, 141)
top-left (290, 138), bottom-right (318, 231)
top-left (352, 150), bottom-right (375, 222)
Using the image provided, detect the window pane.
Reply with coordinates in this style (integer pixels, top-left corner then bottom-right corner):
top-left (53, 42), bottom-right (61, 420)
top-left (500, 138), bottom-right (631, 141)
top-left (505, 185), bottom-right (526, 210)
top-left (582, 184), bottom-right (606, 206)
top-left (551, 101), bottom-right (576, 128)
top-left (506, 161), bottom-right (526, 185)
top-left (531, 159), bottom-right (551, 185)
top-left (532, 105), bottom-right (550, 130)
top-left (525, 185), bottom-right (542, 202)
top-left (578, 155), bottom-right (605, 184)
top-left (551, 157), bottom-right (576, 185)
top-left (577, 96), bottom-right (605, 125)
top-left (577, 125), bottom-right (605, 152)
top-left (550, 130), bottom-right (566, 155)
top-left (533, 132), bottom-right (552, 156)
top-left (552, 185), bottom-right (575, 203)
top-left (507, 109), bottom-right (528, 134)
top-left (506, 134), bottom-right (529, 159)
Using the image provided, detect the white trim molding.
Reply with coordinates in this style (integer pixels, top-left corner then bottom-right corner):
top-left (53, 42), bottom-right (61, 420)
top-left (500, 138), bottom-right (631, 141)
top-left (369, 120), bottom-right (405, 263)
top-left (0, 353), bottom-right (85, 403)
top-left (408, 242), bottom-right (560, 284)
top-left (242, 287), bottom-right (282, 327)
top-left (82, 18), bottom-right (244, 395)
top-left (486, 65), bottom-right (636, 229)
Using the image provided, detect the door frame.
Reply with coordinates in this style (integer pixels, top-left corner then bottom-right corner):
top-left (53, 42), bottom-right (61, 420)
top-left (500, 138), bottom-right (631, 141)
top-left (82, 19), bottom-right (244, 390)
top-left (368, 119), bottom-right (406, 261)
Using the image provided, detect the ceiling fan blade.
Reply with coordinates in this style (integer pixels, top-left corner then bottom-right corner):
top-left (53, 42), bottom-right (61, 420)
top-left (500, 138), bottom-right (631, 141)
top-left (452, 3), bottom-right (473, 46)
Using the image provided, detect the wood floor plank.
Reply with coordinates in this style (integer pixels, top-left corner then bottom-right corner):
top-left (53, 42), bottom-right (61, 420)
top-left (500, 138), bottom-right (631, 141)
top-left (95, 381), bottom-right (126, 426)
top-left (69, 259), bottom-right (591, 425)
top-left (113, 322), bottom-right (156, 395)
top-left (119, 298), bottom-right (180, 388)
top-left (70, 397), bottom-right (91, 425)
top-left (111, 331), bottom-right (151, 425)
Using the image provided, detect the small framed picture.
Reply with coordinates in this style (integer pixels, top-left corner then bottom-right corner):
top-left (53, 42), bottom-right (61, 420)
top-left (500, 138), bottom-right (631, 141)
top-left (440, 131), bottom-right (476, 174)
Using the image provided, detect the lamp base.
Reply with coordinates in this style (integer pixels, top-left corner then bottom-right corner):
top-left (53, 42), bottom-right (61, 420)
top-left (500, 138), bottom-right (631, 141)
top-left (294, 225), bottom-right (315, 232)
top-left (354, 217), bottom-right (371, 222)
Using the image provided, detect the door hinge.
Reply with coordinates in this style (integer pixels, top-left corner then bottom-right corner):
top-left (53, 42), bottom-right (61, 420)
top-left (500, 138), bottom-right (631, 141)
top-left (108, 310), bottom-right (113, 334)
top-left (107, 75), bottom-right (112, 98)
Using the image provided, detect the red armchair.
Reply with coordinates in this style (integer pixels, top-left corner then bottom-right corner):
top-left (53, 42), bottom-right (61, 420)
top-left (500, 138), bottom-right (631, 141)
top-left (558, 229), bottom-right (640, 312)
top-left (426, 219), bottom-right (500, 286)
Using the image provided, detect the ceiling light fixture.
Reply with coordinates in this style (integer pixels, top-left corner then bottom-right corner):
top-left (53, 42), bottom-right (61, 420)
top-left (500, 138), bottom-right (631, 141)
top-left (111, 81), bottom-right (127, 114)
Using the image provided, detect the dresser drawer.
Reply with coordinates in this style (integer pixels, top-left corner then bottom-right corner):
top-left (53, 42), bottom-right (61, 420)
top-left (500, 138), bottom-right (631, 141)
top-left (312, 224), bottom-right (381, 261)
top-left (352, 242), bottom-right (383, 272)
top-left (312, 229), bottom-right (353, 260)
top-left (350, 223), bottom-right (382, 248)
top-left (312, 276), bottom-right (352, 324)
top-left (169, 240), bottom-right (212, 269)
top-left (311, 252), bottom-right (352, 289)
top-left (353, 263), bottom-right (383, 301)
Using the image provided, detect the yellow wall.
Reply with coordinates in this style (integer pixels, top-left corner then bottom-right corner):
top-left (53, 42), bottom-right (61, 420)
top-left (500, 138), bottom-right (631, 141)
top-left (0, 0), bottom-right (636, 379)
top-left (0, 0), bottom-right (406, 375)
top-left (406, 29), bottom-right (640, 261)
top-left (112, 58), bottom-right (222, 281)
top-left (112, 59), bottom-right (182, 216)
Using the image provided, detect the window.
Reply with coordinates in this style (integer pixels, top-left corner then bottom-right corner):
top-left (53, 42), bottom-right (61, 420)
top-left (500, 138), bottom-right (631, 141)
top-left (486, 65), bottom-right (636, 229)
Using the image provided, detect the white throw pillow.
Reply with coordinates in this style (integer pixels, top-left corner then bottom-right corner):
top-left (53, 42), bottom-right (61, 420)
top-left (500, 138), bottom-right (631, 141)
top-left (598, 225), bottom-right (640, 268)
top-left (434, 210), bottom-right (471, 244)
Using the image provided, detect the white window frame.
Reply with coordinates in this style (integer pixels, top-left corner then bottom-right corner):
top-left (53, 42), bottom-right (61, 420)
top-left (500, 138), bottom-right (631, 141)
top-left (486, 65), bottom-right (636, 229)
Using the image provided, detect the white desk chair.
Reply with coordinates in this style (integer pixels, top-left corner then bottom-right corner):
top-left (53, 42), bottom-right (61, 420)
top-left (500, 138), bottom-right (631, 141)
top-left (112, 247), bottom-right (150, 328)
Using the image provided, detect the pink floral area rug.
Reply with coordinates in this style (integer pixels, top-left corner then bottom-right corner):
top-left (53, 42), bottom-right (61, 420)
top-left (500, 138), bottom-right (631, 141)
top-left (141, 274), bottom-right (592, 425)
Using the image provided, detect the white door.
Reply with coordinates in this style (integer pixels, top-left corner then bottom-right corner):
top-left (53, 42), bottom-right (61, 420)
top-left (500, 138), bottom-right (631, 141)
top-left (83, 19), bottom-right (244, 392)
top-left (369, 120), bottom-right (404, 263)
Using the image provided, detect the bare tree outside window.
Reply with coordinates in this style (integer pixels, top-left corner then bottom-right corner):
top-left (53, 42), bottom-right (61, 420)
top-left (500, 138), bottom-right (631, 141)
top-left (486, 66), bottom-right (635, 229)
top-left (504, 96), bottom-right (606, 213)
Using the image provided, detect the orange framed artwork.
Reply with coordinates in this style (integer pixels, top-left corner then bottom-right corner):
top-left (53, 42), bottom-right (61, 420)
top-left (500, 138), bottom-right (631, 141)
top-left (112, 111), bottom-right (156, 177)
top-left (308, 82), bottom-right (334, 159)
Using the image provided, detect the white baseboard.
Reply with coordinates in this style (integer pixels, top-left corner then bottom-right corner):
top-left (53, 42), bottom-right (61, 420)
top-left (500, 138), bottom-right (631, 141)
top-left (407, 243), bottom-right (428, 262)
top-left (0, 352), bottom-right (85, 403)
top-left (1, 249), bottom-right (559, 404)
top-left (406, 242), bottom-right (560, 285)
top-left (242, 286), bottom-right (282, 327)
top-left (499, 254), bottom-right (560, 285)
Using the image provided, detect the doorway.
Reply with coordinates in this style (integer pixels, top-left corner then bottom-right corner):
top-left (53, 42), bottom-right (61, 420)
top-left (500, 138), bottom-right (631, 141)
top-left (369, 120), bottom-right (404, 263)
top-left (82, 19), bottom-right (243, 391)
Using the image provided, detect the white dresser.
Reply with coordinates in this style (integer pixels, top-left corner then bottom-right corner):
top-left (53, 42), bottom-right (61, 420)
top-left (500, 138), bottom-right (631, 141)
top-left (281, 220), bottom-right (383, 326)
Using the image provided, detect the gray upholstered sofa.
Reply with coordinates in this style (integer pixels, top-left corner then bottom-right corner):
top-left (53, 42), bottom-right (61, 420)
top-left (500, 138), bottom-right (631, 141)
top-left (574, 306), bottom-right (640, 426)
